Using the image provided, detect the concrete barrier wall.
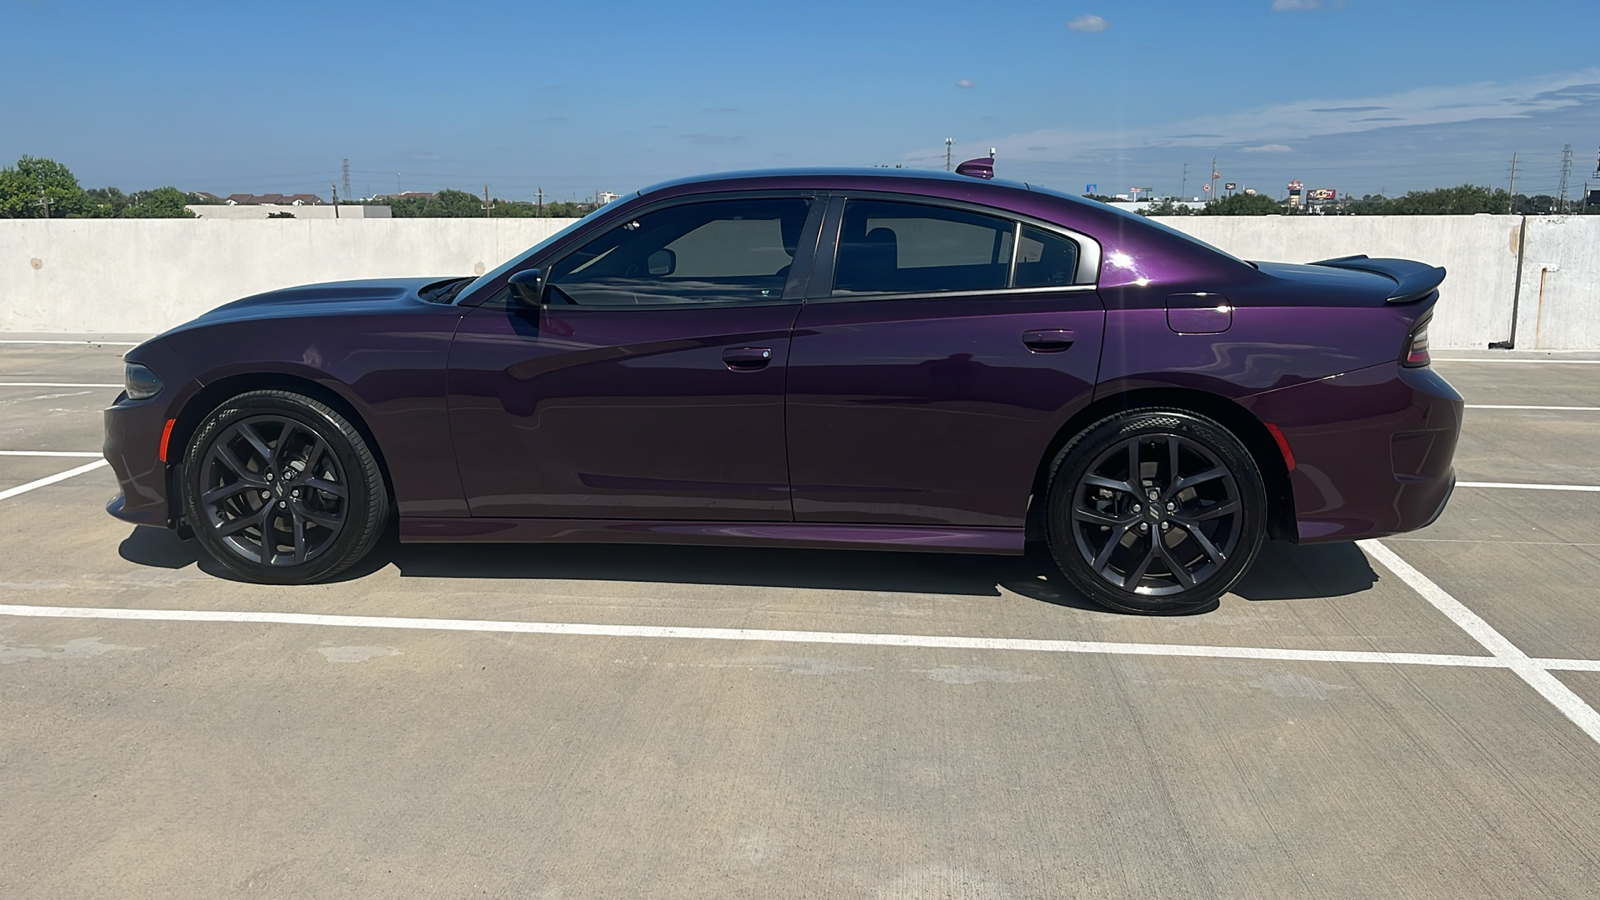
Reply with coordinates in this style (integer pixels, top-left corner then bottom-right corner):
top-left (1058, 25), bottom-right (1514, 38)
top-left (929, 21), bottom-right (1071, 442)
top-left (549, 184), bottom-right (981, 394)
top-left (0, 215), bottom-right (1591, 348)
top-left (0, 219), bottom-right (577, 334)
top-left (1165, 216), bottom-right (1523, 350)
top-left (1512, 217), bottom-right (1600, 350)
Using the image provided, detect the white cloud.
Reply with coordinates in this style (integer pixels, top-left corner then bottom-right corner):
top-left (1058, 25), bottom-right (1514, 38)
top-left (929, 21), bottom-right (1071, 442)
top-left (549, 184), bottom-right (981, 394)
top-left (1068, 14), bottom-right (1107, 32)
top-left (1244, 143), bottom-right (1294, 153)
top-left (1272, 0), bottom-right (1321, 9)
top-left (955, 79), bottom-right (976, 89)
top-left (905, 68), bottom-right (1600, 167)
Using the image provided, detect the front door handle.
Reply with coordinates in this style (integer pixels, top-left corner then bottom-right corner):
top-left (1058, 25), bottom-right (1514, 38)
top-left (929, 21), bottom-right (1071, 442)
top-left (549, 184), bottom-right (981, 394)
top-left (723, 347), bottom-right (774, 370)
top-left (1022, 329), bottom-right (1076, 352)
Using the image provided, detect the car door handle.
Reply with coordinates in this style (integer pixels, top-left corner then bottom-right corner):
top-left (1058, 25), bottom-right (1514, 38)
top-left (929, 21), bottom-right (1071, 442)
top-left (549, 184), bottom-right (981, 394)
top-left (1022, 329), bottom-right (1076, 352)
top-left (723, 347), bottom-right (774, 370)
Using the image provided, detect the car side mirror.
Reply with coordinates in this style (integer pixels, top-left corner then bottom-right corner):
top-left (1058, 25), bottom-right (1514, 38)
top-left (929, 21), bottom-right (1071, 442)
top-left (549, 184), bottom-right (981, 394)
top-left (647, 249), bottom-right (676, 276)
top-left (507, 268), bottom-right (546, 307)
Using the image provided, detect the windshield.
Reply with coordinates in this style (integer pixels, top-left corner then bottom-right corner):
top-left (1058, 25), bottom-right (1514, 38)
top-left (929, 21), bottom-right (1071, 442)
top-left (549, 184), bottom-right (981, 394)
top-left (452, 193), bottom-right (634, 304)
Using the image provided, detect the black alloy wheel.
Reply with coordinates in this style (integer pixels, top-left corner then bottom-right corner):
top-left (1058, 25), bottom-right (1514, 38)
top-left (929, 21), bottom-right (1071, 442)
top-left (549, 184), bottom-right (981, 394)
top-left (1044, 409), bottom-right (1266, 614)
top-left (182, 390), bottom-right (388, 584)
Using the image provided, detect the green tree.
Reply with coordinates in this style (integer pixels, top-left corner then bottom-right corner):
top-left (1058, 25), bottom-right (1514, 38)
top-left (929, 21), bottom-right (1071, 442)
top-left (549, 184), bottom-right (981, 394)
top-left (0, 156), bottom-right (92, 218)
top-left (1370, 184), bottom-right (1510, 215)
top-left (1202, 193), bottom-right (1282, 216)
top-left (85, 186), bottom-right (131, 217)
top-left (122, 186), bottom-right (196, 218)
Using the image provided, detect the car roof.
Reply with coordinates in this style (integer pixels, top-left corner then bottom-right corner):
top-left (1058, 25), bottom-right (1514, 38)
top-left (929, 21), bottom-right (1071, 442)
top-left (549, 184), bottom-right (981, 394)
top-left (638, 167), bottom-right (1037, 198)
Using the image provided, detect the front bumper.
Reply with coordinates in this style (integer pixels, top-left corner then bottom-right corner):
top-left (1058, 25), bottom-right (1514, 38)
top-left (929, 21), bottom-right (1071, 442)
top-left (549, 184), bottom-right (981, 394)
top-left (1242, 362), bottom-right (1463, 543)
top-left (104, 394), bottom-right (172, 527)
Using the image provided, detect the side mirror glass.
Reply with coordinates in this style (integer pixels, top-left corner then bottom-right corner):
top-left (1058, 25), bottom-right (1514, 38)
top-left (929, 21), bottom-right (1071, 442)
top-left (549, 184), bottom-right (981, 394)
top-left (647, 249), bottom-right (676, 276)
top-left (507, 268), bottom-right (545, 307)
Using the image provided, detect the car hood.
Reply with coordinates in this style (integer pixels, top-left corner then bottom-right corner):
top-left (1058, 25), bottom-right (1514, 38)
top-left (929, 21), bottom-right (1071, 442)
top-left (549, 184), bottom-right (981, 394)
top-left (187, 277), bottom-right (458, 326)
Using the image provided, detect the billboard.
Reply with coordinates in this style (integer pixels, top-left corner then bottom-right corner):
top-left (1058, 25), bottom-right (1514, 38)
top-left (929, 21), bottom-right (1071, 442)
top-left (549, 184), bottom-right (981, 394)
top-left (1308, 188), bottom-right (1337, 201)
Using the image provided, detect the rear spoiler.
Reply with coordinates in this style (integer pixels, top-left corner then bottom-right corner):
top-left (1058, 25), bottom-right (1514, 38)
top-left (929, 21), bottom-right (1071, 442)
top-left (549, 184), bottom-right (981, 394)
top-left (1310, 255), bottom-right (1446, 304)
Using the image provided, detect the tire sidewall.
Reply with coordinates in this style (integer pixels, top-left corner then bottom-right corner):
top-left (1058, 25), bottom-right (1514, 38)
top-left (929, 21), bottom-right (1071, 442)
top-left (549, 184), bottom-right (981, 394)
top-left (1045, 409), bottom-right (1267, 614)
top-left (181, 392), bottom-right (380, 584)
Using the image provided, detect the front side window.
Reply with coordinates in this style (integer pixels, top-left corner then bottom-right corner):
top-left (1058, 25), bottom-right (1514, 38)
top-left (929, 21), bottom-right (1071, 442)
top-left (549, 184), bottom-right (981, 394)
top-left (833, 200), bottom-right (1013, 295)
top-left (546, 198), bottom-right (810, 307)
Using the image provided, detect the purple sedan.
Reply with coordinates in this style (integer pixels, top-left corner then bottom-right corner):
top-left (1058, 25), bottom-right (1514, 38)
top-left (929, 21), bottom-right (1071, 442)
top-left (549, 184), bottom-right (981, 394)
top-left (104, 165), bottom-right (1461, 614)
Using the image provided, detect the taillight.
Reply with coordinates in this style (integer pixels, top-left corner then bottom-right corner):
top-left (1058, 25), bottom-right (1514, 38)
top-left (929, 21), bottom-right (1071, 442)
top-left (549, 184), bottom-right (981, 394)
top-left (1403, 319), bottom-right (1431, 367)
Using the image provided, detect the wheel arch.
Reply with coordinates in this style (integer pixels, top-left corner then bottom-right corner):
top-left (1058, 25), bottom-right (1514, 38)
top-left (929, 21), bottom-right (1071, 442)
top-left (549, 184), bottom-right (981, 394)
top-left (164, 373), bottom-right (394, 526)
top-left (1028, 387), bottom-right (1297, 544)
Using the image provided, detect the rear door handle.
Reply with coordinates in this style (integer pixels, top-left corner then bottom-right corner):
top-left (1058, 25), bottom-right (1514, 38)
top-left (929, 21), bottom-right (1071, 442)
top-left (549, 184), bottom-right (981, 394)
top-left (1022, 329), bottom-right (1076, 352)
top-left (723, 347), bottom-right (774, 370)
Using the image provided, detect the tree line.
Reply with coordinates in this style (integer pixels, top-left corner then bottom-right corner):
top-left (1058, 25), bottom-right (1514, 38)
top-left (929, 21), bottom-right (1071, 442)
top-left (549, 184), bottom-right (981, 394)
top-left (1, 157), bottom-right (195, 218)
top-left (1139, 184), bottom-right (1597, 217)
top-left (376, 189), bottom-right (599, 218)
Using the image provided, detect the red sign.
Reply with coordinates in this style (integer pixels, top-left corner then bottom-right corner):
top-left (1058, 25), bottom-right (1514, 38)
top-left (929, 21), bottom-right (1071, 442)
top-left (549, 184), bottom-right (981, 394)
top-left (1288, 180), bottom-right (1303, 190)
top-left (1308, 188), bottom-right (1337, 201)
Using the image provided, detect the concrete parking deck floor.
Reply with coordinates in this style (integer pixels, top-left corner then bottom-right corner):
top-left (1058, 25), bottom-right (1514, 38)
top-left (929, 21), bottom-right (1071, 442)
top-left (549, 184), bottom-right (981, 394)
top-left (3, 337), bottom-right (1600, 899)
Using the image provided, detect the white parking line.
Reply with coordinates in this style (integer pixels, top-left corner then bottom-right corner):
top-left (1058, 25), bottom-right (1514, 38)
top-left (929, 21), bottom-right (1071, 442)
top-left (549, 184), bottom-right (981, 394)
top-left (0, 603), bottom-right (1503, 667)
top-left (1466, 405), bottom-right (1600, 412)
top-left (0, 460), bottom-right (109, 502)
top-left (0, 451), bottom-right (103, 458)
top-left (1459, 481), bottom-right (1600, 493)
top-left (1360, 540), bottom-right (1600, 745)
top-left (1434, 358), bottom-right (1600, 365)
top-left (0, 339), bottom-right (141, 346)
top-left (0, 382), bottom-right (121, 388)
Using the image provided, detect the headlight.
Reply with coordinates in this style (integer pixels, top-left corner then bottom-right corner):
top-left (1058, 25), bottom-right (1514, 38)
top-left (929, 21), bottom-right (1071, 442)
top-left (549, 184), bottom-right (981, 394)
top-left (124, 362), bottom-right (164, 399)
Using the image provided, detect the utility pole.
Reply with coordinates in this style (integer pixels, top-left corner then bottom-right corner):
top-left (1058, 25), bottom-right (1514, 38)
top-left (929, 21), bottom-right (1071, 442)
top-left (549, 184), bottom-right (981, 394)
top-left (331, 182), bottom-right (340, 219)
top-left (37, 191), bottom-right (50, 218)
top-left (1181, 162), bottom-right (1187, 201)
top-left (341, 159), bottom-right (351, 202)
top-left (945, 138), bottom-right (953, 172)
top-left (1557, 144), bottom-right (1573, 214)
top-left (483, 183), bottom-right (492, 218)
top-left (1508, 152), bottom-right (1519, 214)
top-left (537, 187), bottom-right (544, 216)
top-left (1209, 157), bottom-right (1218, 206)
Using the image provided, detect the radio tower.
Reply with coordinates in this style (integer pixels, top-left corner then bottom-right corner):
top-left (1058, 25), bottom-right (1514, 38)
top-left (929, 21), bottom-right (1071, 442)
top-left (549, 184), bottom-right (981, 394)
top-left (342, 159), bottom-right (352, 202)
top-left (1557, 145), bottom-right (1572, 213)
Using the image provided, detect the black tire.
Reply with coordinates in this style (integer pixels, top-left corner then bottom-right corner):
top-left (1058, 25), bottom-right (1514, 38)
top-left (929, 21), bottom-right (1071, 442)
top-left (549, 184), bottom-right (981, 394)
top-left (1043, 408), bottom-right (1266, 614)
top-left (180, 390), bottom-right (389, 584)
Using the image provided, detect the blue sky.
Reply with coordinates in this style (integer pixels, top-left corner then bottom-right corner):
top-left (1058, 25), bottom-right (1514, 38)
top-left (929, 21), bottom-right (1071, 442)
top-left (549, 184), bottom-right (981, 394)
top-left (4, 0), bottom-right (1597, 202)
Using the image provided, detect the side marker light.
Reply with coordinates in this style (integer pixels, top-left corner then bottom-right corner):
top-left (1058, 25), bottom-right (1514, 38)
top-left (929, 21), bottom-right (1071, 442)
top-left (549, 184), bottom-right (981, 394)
top-left (1264, 423), bottom-right (1296, 472)
top-left (159, 419), bottom-right (176, 461)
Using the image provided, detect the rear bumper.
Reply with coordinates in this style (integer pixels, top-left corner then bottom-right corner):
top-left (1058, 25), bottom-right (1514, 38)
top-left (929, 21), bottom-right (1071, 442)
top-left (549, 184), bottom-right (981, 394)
top-left (1242, 363), bottom-right (1463, 543)
top-left (104, 395), bottom-right (172, 527)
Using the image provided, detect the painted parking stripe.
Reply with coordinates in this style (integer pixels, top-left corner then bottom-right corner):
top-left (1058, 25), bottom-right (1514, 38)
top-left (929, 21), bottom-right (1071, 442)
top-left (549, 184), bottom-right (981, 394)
top-left (1361, 540), bottom-right (1600, 745)
top-left (0, 460), bottom-right (109, 502)
top-left (0, 340), bottom-right (141, 346)
top-left (1458, 481), bottom-right (1600, 493)
top-left (1466, 404), bottom-right (1600, 411)
top-left (0, 382), bottom-right (121, 388)
top-left (0, 451), bottom-right (103, 458)
top-left (0, 603), bottom-right (1507, 668)
top-left (1433, 358), bottom-right (1600, 365)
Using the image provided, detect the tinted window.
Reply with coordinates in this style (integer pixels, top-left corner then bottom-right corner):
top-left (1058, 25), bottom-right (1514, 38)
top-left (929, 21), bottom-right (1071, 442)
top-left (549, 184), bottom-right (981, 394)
top-left (1013, 225), bottom-right (1080, 287)
top-left (833, 200), bottom-right (1012, 295)
top-left (547, 198), bottom-right (810, 306)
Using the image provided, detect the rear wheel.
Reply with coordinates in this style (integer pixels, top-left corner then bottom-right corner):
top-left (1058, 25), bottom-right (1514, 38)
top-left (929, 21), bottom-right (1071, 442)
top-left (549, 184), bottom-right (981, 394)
top-left (181, 390), bottom-right (388, 584)
top-left (1044, 409), bottom-right (1266, 614)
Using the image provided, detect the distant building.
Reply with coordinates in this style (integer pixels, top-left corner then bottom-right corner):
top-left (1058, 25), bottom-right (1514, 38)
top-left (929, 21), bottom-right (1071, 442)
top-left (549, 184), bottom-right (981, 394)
top-left (224, 193), bottom-right (326, 206)
top-left (186, 204), bottom-right (390, 220)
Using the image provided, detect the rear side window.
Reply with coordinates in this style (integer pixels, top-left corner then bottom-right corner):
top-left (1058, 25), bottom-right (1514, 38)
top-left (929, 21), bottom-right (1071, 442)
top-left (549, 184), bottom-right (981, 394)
top-left (1013, 225), bottom-right (1080, 288)
top-left (833, 200), bottom-right (1013, 295)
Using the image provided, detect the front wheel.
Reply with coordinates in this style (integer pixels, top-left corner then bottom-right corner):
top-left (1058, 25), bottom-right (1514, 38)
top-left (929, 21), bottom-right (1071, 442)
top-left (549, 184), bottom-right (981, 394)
top-left (1044, 409), bottom-right (1266, 614)
top-left (181, 390), bottom-right (389, 584)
